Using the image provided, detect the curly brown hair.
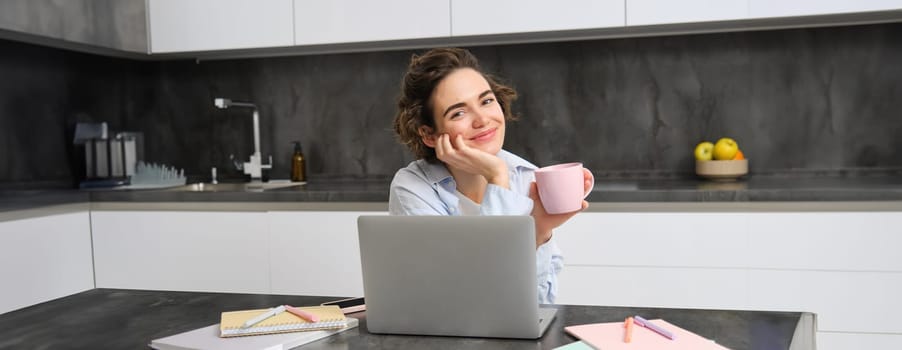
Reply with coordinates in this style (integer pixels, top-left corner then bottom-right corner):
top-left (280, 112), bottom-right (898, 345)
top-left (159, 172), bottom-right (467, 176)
top-left (393, 48), bottom-right (518, 163)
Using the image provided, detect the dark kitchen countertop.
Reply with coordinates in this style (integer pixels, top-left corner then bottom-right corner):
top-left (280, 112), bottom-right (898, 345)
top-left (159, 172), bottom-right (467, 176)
top-left (0, 190), bottom-right (89, 211)
top-left (2, 174), bottom-right (902, 215)
top-left (82, 174), bottom-right (902, 202)
top-left (0, 288), bottom-right (815, 350)
top-left (0, 190), bottom-right (91, 219)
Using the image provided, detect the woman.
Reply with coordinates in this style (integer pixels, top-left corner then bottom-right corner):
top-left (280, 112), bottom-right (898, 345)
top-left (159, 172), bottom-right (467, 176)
top-left (389, 48), bottom-right (591, 304)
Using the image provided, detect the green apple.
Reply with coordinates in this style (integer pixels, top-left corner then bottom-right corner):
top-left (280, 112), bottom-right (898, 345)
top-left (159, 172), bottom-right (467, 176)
top-left (713, 137), bottom-right (739, 160)
top-left (694, 141), bottom-right (714, 161)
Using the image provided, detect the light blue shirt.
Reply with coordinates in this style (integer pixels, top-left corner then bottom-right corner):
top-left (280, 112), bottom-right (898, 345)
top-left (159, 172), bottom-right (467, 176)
top-left (388, 150), bottom-right (564, 304)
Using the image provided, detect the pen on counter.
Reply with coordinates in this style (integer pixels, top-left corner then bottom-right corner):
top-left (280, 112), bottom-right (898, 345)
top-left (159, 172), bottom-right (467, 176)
top-left (624, 317), bottom-right (634, 343)
top-left (285, 305), bottom-right (319, 322)
top-left (633, 315), bottom-right (675, 340)
top-left (241, 305), bottom-right (286, 329)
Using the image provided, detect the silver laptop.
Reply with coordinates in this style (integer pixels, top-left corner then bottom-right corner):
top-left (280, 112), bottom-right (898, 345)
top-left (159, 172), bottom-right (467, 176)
top-left (357, 215), bottom-right (557, 339)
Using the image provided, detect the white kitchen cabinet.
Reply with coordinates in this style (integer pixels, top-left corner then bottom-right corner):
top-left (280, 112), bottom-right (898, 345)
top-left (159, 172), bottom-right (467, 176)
top-left (555, 212), bottom-right (751, 310)
top-left (749, 0), bottom-right (902, 19)
top-left (142, 0), bottom-right (902, 56)
top-left (294, 0), bottom-right (450, 45)
top-left (558, 265), bottom-right (750, 310)
top-left (559, 212), bottom-right (749, 268)
top-left (90, 209), bottom-right (386, 297)
top-left (626, 0), bottom-right (748, 26)
top-left (554, 210), bottom-right (902, 348)
top-left (451, 0), bottom-right (624, 36)
top-left (745, 212), bottom-right (902, 336)
top-left (148, 0), bottom-right (293, 53)
top-left (0, 212), bottom-right (94, 314)
top-left (91, 211), bottom-right (270, 293)
top-left (268, 211), bottom-right (385, 297)
top-left (746, 212), bottom-right (902, 272)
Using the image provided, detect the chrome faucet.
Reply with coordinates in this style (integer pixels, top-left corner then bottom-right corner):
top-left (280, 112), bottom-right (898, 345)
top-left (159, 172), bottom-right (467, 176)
top-left (214, 98), bottom-right (272, 181)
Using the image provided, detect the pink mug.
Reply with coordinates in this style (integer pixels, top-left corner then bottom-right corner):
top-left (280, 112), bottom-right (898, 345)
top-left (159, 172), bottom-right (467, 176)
top-left (534, 162), bottom-right (594, 214)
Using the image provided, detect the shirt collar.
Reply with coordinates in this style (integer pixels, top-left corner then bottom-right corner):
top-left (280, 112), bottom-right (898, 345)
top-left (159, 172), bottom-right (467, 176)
top-left (498, 149), bottom-right (537, 171)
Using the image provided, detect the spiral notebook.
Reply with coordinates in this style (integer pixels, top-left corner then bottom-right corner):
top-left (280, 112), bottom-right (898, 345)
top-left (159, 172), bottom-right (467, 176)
top-left (219, 305), bottom-right (348, 337)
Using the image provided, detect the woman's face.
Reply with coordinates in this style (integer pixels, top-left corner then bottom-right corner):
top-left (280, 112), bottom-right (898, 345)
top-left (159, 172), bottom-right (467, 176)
top-left (423, 68), bottom-right (506, 155)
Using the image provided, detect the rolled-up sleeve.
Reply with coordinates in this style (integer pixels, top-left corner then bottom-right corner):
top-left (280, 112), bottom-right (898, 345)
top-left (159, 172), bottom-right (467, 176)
top-left (479, 183), bottom-right (533, 215)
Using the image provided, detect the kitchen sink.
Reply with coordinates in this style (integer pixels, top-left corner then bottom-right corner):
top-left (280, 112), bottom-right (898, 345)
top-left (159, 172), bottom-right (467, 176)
top-left (164, 181), bottom-right (305, 192)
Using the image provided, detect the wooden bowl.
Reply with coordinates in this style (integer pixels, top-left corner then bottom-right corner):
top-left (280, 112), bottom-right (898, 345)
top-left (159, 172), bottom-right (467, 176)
top-left (696, 159), bottom-right (748, 181)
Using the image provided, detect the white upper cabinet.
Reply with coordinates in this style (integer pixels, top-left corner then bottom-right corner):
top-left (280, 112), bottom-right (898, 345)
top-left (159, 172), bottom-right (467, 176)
top-left (149, 0), bottom-right (293, 53)
top-left (627, 0), bottom-right (748, 26)
top-left (451, 0), bottom-right (625, 36)
top-left (294, 0), bottom-right (450, 45)
top-left (749, 0), bottom-right (902, 18)
top-left (143, 0), bottom-right (902, 54)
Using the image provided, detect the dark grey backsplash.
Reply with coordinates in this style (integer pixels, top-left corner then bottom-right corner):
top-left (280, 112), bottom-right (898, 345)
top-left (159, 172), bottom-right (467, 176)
top-left (2, 23), bottom-right (901, 187)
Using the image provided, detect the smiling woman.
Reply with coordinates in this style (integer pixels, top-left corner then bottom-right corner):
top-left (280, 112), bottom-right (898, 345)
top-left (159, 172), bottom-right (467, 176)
top-left (388, 48), bottom-right (593, 304)
top-left (393, 48), bottom-right (518, 165)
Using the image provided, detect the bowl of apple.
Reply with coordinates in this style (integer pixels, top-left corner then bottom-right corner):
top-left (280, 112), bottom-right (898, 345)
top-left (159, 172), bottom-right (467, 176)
top-left (694, 137), bottom-right (748, 181)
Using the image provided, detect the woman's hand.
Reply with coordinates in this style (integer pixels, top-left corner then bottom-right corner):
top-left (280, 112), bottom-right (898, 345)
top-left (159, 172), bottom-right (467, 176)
top-left (528, 171), bottom-right (592, 248)
top-left (435, 134), bottom-right (509, 187)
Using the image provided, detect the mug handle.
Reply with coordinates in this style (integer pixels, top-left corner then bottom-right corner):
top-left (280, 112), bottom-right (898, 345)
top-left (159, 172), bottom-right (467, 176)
top-left (583, 168), bottom-right (595, 199)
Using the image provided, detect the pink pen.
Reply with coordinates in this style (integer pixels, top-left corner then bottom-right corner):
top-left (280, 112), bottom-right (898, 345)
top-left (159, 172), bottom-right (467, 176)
top-left (284, 305), bottom-right (319, 322)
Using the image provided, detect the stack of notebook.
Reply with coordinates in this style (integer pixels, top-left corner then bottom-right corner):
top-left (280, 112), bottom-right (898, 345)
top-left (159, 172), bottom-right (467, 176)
top-left (150, 305), bottom-right (358, 350)
top-left (219, 305), bottom-right (349, 337)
